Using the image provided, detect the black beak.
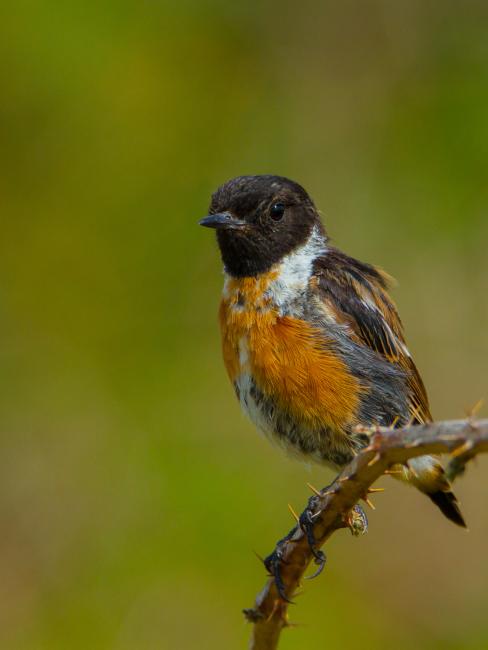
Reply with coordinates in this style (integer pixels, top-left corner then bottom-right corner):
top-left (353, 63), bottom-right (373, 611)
top-left (199, 212), bottom-right (247, 230)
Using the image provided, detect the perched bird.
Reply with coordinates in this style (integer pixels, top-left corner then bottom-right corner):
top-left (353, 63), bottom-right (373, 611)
top-left (200, 175), bottom-right (465, 527)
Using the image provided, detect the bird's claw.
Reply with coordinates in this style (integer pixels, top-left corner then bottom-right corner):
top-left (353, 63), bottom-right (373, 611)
top-left (263, 528), bottom-right (297, 603)
top-left (305, 548), bottom-right (327, 580)
top-left (299, 495), bottom-right (327, 577)
top-left (264, 489), bottom-right (333, 598)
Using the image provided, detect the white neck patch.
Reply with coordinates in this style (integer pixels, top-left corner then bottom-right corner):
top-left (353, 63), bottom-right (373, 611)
top-left (265, 226), bottom-right (327, 314)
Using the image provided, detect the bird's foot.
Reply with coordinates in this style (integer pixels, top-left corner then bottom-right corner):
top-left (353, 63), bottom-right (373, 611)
top-left (263, 526), bottom-right (298, 602)
top-left (299, 494), bottom-right (327, 579)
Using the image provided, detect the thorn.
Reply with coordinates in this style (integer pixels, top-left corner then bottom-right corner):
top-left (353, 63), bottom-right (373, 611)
top-left (320, 490), bottom-right (334, 497)
top-left (306, 482), bottom-right (322, 496)
top-left (405, 440), bottom-right (422, 448)
top-left (363, 497), bottom-right (376, 510)
top-left (465, 398), bottom-right (484, 418)
top-left (367, 452), bottom-right (381, 467)
top-left (368, 487), bottom-right (385, 493)
top-left (288, 503), bottom-right (300, 523)
top-left (389, 415), bottom-right (400, 429)
top-left (338, 477), bottom-right (349, 483)
top-left (384, 469), bottom-right (404, 475)
top-left (266, 600), bottom-right (281, 622)
top-left (451, 441), bottom-right (474, 458)
top-left (253, 550), bottom-right (264, 564)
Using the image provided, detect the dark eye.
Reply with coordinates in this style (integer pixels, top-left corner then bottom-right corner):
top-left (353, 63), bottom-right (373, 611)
top-left (270, 202), bottom-right (285, 221)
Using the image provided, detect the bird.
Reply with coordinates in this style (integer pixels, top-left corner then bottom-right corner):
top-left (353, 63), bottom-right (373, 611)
top-left (199, 174), bottom-right (466, 528)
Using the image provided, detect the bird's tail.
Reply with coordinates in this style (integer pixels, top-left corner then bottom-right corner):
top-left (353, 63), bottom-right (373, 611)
top-left (427, 490), bottom-right (466, 528)
top-left (392, 455), bottom-right (467, 528)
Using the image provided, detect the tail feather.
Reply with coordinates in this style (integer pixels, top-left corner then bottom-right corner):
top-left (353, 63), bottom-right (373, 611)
top-left (428, 490), bottom-right (466, 528)
top-left (392, 455), bottom-right (467, 528)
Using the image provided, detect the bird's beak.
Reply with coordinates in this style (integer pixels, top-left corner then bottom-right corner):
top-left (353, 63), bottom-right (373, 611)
top-left (199, 212), bottom-right (247, 230)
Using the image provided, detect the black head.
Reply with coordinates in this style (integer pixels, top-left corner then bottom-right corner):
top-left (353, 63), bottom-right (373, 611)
top-left (199, 175), bottom-right (325, 277)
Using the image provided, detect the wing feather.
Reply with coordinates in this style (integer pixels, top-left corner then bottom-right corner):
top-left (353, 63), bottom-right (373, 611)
top-left (313, 248), bottom-right (431, 424)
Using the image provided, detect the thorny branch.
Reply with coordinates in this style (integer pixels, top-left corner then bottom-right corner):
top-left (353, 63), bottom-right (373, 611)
top-left (244, 418), bottom-right (488, 650)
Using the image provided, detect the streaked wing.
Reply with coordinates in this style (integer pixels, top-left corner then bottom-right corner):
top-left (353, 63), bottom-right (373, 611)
top-left (312, 248), bottom-right (431, 424)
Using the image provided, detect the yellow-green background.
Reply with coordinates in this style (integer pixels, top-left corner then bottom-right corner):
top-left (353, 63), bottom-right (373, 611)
top-left (1, 2), bottom-right (487, 649)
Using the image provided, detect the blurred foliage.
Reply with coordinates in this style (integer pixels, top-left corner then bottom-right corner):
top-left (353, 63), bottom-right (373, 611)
top-left (0, 1), bottom-right (487, 648)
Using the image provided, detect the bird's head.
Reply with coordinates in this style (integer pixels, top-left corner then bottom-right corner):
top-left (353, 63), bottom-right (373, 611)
top-left (199, 175), bottom-right (326, 277)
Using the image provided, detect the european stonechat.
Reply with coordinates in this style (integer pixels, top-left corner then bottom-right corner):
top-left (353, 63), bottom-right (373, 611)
top-left (200, 175), bottom-right (465, 527)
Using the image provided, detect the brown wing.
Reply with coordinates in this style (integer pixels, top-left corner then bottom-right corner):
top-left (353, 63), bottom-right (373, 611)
top-left (313, 248), bottom-right (432, 424)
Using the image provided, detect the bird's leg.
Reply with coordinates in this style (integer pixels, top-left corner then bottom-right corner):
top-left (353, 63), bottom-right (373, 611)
top-left (299, 493), bottom-right (327, 579)
top-left (263, 524), bottom-right (299, 603)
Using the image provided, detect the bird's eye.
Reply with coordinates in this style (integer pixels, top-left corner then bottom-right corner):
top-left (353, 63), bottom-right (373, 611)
top-left (270, 202), bottom-right (285, 221)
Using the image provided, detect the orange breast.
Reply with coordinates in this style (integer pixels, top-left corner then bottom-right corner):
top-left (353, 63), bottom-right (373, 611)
top-left (219, 274), bottom-right (362, 432)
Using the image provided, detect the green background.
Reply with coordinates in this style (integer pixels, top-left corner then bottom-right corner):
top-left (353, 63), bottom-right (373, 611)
top-left (1, 1), bottom-right (487, 648)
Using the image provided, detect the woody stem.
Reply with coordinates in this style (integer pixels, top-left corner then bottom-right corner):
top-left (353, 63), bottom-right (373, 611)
top-left (245, 418), bottom-right (488, 650)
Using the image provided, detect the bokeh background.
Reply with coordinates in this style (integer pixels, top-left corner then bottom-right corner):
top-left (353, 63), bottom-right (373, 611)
top-left (1, 1), bottom-right (487, 648)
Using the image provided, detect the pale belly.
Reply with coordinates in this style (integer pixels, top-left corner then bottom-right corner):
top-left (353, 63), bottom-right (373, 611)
top-left (233, 337), bottom-right (357, 469)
